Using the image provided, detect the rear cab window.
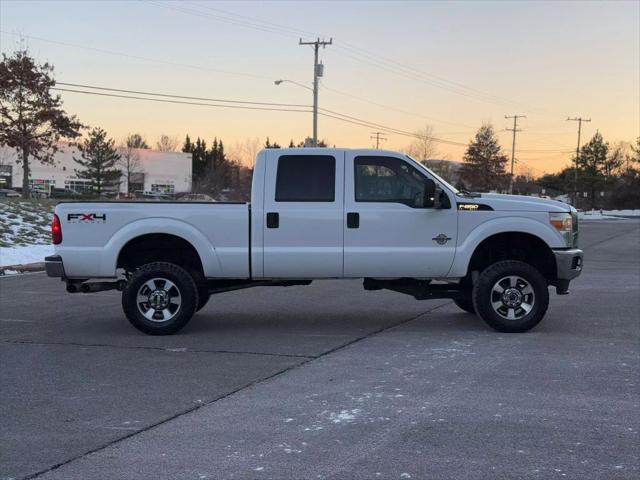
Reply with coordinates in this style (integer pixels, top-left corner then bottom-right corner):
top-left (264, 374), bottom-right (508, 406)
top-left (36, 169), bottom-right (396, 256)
top-left (275, 155), bottom-right (336, 202)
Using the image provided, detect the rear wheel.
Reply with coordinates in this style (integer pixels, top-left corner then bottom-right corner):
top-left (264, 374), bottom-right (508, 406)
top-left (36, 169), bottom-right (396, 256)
top-left (472, 260), bottom-right (549, 333)
top-left (122, 262), bottom-right (199, 335)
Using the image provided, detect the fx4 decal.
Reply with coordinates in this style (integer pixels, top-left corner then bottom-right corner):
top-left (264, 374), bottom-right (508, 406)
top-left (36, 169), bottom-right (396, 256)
top-left (67, 213), bottom-right (107, 223)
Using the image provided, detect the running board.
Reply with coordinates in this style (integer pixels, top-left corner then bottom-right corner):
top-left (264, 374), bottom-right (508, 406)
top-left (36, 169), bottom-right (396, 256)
top-left (363, 278), bottom-right (462, 300)
top-left (207, 279), bottom-right (312, 295)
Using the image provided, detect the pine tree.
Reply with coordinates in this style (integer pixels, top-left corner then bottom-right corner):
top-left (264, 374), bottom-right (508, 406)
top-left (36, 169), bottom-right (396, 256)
top-left (0, 50), bottom-right (83, 197)
top-left (191, 137), bottom-right (208, 184)
top-left (74, 127), bottom-right (122, 197)
top-left (577, 132), bottom-right (609, 208)
top-left (182, 134), bottom-right (192, 153)
top-left (264, 137), bottom-right (281, 149)
top-left (460, 124), bottom-right (509, 192)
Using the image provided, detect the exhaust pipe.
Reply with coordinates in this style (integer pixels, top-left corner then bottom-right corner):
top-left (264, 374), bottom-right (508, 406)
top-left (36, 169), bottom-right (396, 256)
top-left (67, 280), bottom-right (125, 294)
top-left (80, 282), bottom-right (120, 293)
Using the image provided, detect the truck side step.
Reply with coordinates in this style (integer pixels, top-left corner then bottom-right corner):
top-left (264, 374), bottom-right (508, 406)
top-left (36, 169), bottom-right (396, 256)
top-left (363, 278), bottom-right (462, 300)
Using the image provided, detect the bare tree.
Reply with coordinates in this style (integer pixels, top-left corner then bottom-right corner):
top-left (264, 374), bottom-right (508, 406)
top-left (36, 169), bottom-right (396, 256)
top-left (155, 134), bottom-right (178, 152)
top-left (402, 124), bottom-right (438, 165)
top-left (424, 159), bottom-right (457, 184)
top-left (126, 133), bottom-right (149, 149)
top-left (118, 137), bottom-right (144, 196)
top-left (242, 137), bottom-right (261, 167)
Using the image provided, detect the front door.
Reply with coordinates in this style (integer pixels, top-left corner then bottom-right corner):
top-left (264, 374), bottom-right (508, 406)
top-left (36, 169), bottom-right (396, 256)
top-left (343, 153), bottom-right (457, 278)
top-left (262, 151), bottom-right (344, 278)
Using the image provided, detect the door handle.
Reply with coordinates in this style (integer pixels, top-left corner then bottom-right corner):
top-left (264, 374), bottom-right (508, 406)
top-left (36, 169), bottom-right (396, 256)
top-left (266, 212), bottom-right (279, 228)
top-left (347, 212), bottom-right (360, 229)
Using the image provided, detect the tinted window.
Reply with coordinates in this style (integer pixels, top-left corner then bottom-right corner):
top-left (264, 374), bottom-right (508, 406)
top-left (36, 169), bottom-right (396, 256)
top-left (275, 155), bottom-right (336, 202)
top-left (355, 156), bottom-right (432, 207)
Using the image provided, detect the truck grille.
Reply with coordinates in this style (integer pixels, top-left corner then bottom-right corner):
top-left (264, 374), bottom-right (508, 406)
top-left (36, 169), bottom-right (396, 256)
top-left (572, 211), bottom-right (579, 248)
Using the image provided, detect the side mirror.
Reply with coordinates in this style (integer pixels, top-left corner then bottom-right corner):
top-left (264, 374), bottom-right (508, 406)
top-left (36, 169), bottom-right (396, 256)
top-left (433, 185), bottom-right (443, 209)
top-left (423, 180), bottom-right (436, 208)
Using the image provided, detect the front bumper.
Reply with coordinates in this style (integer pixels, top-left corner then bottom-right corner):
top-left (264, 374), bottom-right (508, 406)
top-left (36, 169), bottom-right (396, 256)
top-left (554, 248), bottom-right (584, 280)
top-left (553, 248), bottom-right (583, 294)
top-left (45, 255), bottom-right (65, 278)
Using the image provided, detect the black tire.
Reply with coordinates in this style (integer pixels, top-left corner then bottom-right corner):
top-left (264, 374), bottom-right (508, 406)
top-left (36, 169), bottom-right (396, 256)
top-left (454, 297), bottom-right (476, 314)
top-left (122, 261), bottom-right (199, 335)
top-left (472, 260), bottom-right (549, 333)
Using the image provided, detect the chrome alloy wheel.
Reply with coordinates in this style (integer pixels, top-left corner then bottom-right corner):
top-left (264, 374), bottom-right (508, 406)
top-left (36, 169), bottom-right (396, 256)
top-left (490, 275), bottom-right (535, 321)
top-left (136, 278), bottom-right (182, 322)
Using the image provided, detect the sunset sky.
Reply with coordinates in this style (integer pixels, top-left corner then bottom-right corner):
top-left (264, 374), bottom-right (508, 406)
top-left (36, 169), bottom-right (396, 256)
top-left (1, 0), bottom-right (638, 174)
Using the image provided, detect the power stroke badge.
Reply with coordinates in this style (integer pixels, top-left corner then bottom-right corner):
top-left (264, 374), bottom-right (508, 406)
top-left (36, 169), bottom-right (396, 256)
top-left (432, 233), bottom-right (452, 245)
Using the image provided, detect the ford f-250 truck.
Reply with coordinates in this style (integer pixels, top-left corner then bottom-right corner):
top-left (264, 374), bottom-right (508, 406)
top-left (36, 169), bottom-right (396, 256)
top-left (45, 148), bottom-right (583, 335)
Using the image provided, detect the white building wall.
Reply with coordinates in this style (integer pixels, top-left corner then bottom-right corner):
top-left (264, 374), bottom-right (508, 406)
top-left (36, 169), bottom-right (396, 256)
top-left (4, 144), bottom-right (192, 194)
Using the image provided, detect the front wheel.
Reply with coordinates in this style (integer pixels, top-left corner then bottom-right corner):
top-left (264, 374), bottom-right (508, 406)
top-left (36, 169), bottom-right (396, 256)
top-left (472, 260), bottom-right (549, 333)
top-left (122, 262), bottom-right (199, 335)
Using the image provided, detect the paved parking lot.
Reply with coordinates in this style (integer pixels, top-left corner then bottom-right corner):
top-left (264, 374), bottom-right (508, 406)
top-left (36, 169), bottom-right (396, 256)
top-left (1, 220), bottom-right (638, 480)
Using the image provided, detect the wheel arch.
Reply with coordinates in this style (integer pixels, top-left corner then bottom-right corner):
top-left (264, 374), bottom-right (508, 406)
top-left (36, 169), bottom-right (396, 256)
top-left (103, 218), bottom-right (222, 277)
top-left (466, 231), bottom-right (557, 283)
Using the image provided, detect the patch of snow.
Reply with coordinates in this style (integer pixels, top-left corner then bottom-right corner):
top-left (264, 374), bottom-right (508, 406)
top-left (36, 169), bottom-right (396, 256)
top-left (328, 409), bottom-right (361, 424)
top-left (578, 209), bottom-right (640, 220)
top-left (0, 244), bottom-right (53, 266)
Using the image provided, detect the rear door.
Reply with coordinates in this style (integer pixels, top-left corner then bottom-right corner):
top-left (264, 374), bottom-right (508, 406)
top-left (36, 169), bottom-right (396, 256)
top-left (262, 151), bottom-right (344, 278)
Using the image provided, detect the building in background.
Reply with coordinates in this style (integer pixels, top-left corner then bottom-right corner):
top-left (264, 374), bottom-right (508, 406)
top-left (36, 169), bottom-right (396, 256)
top-left (0, 144), bottom-right (192, 195)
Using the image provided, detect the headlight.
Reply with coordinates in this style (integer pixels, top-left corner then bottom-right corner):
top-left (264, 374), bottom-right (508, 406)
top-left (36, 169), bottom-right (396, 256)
top-left (549, 212), bottom-right (573, 246)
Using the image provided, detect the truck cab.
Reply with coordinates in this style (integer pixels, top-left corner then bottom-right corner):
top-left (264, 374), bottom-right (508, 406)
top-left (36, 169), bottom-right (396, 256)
top-left (253, 148), bottom-right (457, 279)
top-left (46, 148), bottom-right (584, 335)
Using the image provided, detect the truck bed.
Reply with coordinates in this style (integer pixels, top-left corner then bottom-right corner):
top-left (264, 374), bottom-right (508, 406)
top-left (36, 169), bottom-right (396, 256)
top-left (54, 201), bottom-right (250, 279)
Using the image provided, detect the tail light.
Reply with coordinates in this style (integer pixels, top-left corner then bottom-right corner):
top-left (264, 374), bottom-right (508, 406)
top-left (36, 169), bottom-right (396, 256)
top-left (51, 214), bottom-right (62, 244)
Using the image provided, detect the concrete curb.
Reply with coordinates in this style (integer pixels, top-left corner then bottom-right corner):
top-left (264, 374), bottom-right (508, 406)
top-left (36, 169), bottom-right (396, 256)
top-left (0, 262), bottom-right (45, 276)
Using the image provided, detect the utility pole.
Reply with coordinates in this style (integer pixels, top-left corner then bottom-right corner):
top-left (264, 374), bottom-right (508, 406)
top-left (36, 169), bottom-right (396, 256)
top-left (505, 114), bottom-right (526, 194)
top-left (370, 132), bottom-right (387, 149)
top-left (567, 117), bottom-right (591, 206)
top-left (299, 38), bottom-right (332, 147)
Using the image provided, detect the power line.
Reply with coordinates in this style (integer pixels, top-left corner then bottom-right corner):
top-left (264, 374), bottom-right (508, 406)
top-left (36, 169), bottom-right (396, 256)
top-left (0, 30), bottom-right (274, 81)
top-left (320, 81), bottom-right (477, 130)
top-left (182, 1), bottom-right (552, 115)
top-left (56, 82), bottom-right (311, 108)
top-left (51, 87), bottom-right (313, 113)
top-left (143, 1), bottom-right (557, 115)
top-left (50, 80), bottom-right (570, 159)
top-left (505, 114), bottom-right (526, 194)
top-left (370, 132), bottom-right (387, 149)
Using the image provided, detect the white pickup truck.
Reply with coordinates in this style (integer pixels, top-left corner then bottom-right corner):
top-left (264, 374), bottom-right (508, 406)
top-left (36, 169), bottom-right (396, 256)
top-left (46, 148), bottom-right (583, 335)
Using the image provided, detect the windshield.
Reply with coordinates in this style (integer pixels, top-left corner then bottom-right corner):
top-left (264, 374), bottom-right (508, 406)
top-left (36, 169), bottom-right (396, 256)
top-left (405, 155), bottom-right (459, 194)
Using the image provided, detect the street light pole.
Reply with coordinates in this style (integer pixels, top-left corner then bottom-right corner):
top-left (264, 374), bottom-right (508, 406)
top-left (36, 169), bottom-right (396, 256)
top-left (299, 38), bottom-right (332, 146)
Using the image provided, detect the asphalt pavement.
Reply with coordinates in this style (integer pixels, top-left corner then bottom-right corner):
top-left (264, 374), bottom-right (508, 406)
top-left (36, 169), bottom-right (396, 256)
top-left (1, 220), bottom-right (638, 480)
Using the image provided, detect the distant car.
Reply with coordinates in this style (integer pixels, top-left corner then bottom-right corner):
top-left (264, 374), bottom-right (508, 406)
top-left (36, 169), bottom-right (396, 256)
top-left (51, 188), bottom-right (83, 199)
top-left (179, 193), bottom-right (215, 202)
top-left (30, 188), bottom-right (49, 199)
top-left (140, 191), bottom-right (173, 200)
top-left (0, 188), bottom-right (20, 198)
